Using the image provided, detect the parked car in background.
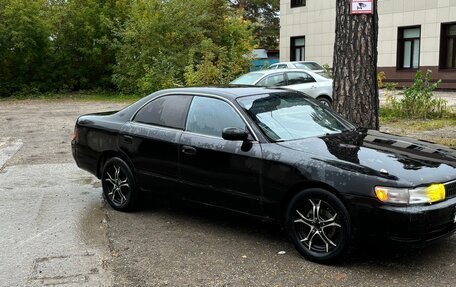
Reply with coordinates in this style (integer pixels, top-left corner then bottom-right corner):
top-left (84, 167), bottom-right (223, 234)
top-left (230, 69), bottom-right (333, 106)
top-left (268, 61), bottom-right (325, 73)
top-left (72, 87), bottom-right (456, 264)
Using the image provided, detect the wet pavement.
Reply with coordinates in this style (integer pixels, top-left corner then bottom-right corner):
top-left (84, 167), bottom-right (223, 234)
top-left (0, 162), bottom-right (111, 286)
top-left (1, 99), bottom-right (456, 287)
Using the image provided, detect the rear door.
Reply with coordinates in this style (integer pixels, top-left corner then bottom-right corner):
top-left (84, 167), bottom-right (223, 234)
top-left (178, 96), bottom-right (263, 214)
top-left (119, 95), bottom-right (192, 193)
top-left (285, 71), bottom-right (319, 98)
top-left (256, 73), bottom-right (286, 87)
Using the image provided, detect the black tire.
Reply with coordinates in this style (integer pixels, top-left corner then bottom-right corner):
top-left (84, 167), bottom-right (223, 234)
top-left (317, 96), bottom-right (332, 107)
top-left (285, 188), bottom-right (351, 264)
top-left (101, 157), bottom-right (138, 212)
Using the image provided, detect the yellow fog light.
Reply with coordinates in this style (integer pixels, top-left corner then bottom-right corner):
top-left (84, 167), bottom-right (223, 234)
top-left (425, 184), bottom-right (446, 203)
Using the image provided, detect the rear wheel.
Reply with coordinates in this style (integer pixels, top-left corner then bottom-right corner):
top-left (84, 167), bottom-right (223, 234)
top-left (286, 188), bottom-right (351, 264)
top-left (102, 157), bottom-right (138, 212)
top-left (317, 96), bottom-right (332, 107)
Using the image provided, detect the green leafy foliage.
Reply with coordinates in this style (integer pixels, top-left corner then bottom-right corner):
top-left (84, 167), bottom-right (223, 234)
top-left (228, 0), bottom-right (279, 49)
top-left (322, 64), bottom-right (333, 78)
top-left (0, 0), bottom-right (255, 97)
top-left (383, 70), bottom-right (450, 119)
top-left (0, 0), bottom-right (52, 96)
top-left (113, 0), bottom-right (255, 94)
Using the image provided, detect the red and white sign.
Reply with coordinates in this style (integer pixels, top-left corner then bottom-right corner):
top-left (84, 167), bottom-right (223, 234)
top-left (350, 0), bottom-right (373, 15)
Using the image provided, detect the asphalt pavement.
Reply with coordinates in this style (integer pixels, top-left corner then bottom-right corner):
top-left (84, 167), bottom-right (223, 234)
top-left (1, 99), bottom-right (456, 287)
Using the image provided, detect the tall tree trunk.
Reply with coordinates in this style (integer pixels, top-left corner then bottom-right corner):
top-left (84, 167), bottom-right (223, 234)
top-left (332, 0), bottom-right (379, 130)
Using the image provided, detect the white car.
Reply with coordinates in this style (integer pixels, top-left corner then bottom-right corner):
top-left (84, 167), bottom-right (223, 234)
top-left (268, 61), bottom-right (325, 73)
top-left (230, 69), bottom-right (333, 106)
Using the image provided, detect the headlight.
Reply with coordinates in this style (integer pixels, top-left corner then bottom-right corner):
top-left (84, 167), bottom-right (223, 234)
top-left (375, 184), bottom-right (446, 204)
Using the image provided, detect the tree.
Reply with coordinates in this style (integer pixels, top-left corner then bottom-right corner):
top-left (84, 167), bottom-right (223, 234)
top-left (228, 0), bottom-right (279, 49)
top-left (332, 0), bottom-right (379, 130)
top-left (113, 0), bottom-right (255, 94)
top-left (49, 0), bottom-right (129, 90)
top-left (0, 0), bottom-right (53, 96)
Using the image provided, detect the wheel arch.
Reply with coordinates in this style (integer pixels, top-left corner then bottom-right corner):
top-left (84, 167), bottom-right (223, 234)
top-left (97, 150), bottom-right (134, 179)
top-left (316, 94), bottom-right (332, 103)
top-left (279, 181), bottom-right (349, 224)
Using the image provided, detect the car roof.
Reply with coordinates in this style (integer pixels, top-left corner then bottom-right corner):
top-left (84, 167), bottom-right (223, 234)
top-left (273, 61), bottom-right (319, 65)
top-left (248, 68), bottom-right (322, 76)
top-left (148, 86), bottom-right (295, 100)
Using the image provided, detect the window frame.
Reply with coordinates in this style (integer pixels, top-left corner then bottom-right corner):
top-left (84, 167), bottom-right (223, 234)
top-left (257, 73), bottom-right (286, 87)
top-left (184, 95), bottom-right (257, 140)
top-left (439, 22), bottom-right (456, 71)
top-left (285, 71), bottom-right (316, 85)
top-left (132, 94), bottom-right (193, 130)
top-left (290, 36), bottom-right (306, 62)
top-left (397, 25), bottom-right (421, 70)
top-left (291, 0), bottom-right (306, 8)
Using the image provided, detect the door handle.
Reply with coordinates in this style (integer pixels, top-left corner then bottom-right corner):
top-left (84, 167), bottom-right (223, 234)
top-left (181, 145), bottom-right (196, 155)
top-left (122, 135), bottom-right (133, 144)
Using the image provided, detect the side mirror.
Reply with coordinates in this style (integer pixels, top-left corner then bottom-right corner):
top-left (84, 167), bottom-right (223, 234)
top-left (222, 127), bottom-right (249, 141)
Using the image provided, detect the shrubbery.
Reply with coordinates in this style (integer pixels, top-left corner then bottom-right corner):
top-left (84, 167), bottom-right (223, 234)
top-left (382, 70), bottom-right (451, 120)
top-left (0, 0), bottom-right (255, 97)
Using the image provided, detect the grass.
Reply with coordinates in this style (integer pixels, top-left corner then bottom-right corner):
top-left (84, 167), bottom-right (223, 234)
top-left (0, 91), bottom-right (142, 103)
top-left (380, 107), bottom-right (456, 148)
top-left (380, 117), bottom-right (456, 132)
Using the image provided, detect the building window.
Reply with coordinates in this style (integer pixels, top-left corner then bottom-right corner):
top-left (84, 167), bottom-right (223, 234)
top-left (440, 23), bottom-right (456, 69)
top-left (397, 26), bottom-right (421, 70)
top-left (290, 36), bottom-right (305, 61)
top-left (291, 0), bottom-right (306, 8)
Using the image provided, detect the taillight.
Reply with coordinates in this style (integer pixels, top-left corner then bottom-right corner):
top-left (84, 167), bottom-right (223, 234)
top-left (72, 126), bottom-right (77, 141)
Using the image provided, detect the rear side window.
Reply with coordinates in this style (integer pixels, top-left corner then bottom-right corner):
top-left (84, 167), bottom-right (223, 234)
top-left (134, 95), bottom-right (192, 129)
top-left (287, 72), bottom-right (315, 85)
top-left (186, 97), bottom-right (246, 137)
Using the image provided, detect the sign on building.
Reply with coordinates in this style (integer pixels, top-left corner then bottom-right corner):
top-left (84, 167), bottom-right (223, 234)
top-left (350, 0), bottom-right (373, 15)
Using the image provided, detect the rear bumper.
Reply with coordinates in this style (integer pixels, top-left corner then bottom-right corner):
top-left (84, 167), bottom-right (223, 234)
top-left (71, 140), bottom-right (99, 178)
top-left (349, 195), bottom-right (456, 244)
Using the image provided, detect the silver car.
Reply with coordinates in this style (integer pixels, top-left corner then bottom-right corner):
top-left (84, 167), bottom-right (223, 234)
top-left (268, 61), bottom-right (325, 73)
top-left (230, 69), bottom-right (333, 106)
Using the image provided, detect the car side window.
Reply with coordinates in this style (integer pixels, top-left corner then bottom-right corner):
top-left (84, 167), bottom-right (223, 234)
top-left (278, 64), bottom-right (288, 69)
top-left (286, 72), bottom-right (316, 85)
top-left (186, 97), bottom-right (246, 137)
top-left (133, 95), bottom-right (192, 129)
top-left (268, 64), bottom-right (277, 69)
top-left (257, 74), bottom-right (286, 86)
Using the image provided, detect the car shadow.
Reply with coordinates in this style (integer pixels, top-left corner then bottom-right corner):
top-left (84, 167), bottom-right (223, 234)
top-left (137, 193), bottom-right (455, 268)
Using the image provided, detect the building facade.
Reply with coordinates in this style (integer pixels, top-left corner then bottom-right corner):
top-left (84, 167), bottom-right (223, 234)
top-left (280, 0), bottom-right (456, 89)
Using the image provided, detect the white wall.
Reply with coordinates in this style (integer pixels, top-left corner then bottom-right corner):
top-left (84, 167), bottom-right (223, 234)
top-left (280, 0), bottom-right (456, 67)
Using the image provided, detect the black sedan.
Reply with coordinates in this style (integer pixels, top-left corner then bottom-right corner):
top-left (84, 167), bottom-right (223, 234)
top-left (72, 87), bottom-right (456, 263)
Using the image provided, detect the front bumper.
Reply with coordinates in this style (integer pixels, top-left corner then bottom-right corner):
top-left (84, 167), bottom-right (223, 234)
top-left (349, 195), bottom-right (456, 244)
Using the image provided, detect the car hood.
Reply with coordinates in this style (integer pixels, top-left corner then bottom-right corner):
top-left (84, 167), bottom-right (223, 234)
top-left (276, 130), bottom-right (456, 186)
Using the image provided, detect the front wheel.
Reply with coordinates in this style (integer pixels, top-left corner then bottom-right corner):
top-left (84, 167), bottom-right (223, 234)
top-left (285, 188), bottom-right (351, 264)
top-left (101, 157), bottom-right (138, 212)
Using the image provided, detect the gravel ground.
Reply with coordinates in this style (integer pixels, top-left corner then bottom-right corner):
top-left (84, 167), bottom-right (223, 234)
top-left (1, 98), bottom-right (456, 287)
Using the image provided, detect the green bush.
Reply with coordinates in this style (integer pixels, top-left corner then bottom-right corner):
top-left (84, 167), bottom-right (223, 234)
top-left (384, 70), bottom-right (449, 119)
top-left (322, 64), bottom-right (332, 78)
top-left (377, 71), bottom-right (386, 88)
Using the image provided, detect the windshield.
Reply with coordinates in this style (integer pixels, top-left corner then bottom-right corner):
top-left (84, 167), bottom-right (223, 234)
top-left (294, 62), bottom-right (324, 70)
top-left (230, 72), bottom-right (264, 85)
top-left (237, 93), bottom-right (355, 142)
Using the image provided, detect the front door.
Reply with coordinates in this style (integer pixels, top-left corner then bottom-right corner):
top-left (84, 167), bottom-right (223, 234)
top-left (179, 96), bottom-right (263, 214)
